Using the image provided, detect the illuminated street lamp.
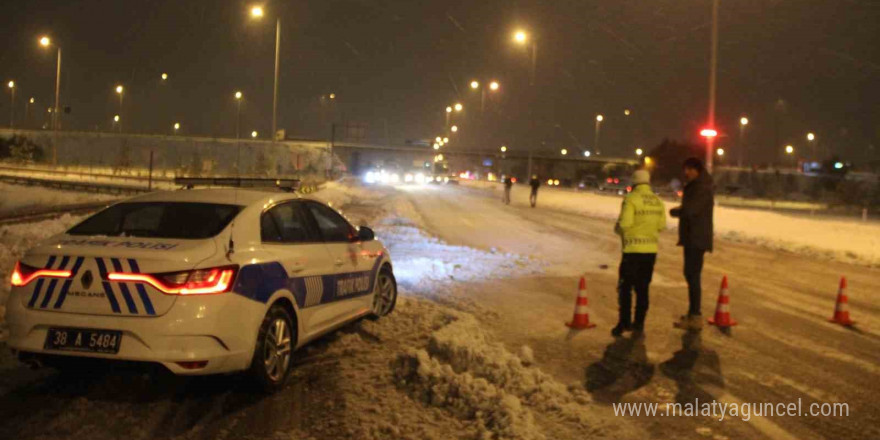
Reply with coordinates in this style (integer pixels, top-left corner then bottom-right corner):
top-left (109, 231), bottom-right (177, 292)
top-left (739, 117), bottom-right (749, 167)
top-left (594, 114), bottom-right (604, 155)
top-left (446, 106), bottom-right (452, 113)
top-left (251, 130), bottom-right (258, 138)
top-left (512, 30), bottom-right (537, 86)
top-left (234, 91), bottom-right (243, 139)
top-left (624, 109), bottom-right (631, 116)
top-left (161, 72), bottom-right (168, 81)
top-left (454, 103), bottom-right (463, 112)
top-left (443, 137), bottom-right (449, 143)
top-left (785, 145), bottom-right (794, 154)
top-left (435, 136), bottom-right (442, 143)
top-left (25, 97), bottom-right (34, 128)
top-left (39, 35), bottom-right (62, 161)
top-left (806, 132), bottom-right (816, 159)
top-left (114, 85), bottom-right (125, 131)
top-left (560, 148), bottom-right (568, 156)
top-left (635, 148), bottom-right (643, 157)
top-left (469, 79), bottom-right (500, 113)
top-left (7, 80), bottom-right (15, 128)
top-left (249, 4), bottom-right (282, 140)
top-left (450, 125), bottom-right (458, 133)
top-left (173, 122), bottom-right (180, 134)
top-left (433, 143), bottom-right (440, 150)
top-left (717, 148), bottom-right (725, 156)
top-left (583, 151), bottom-right (591, 158)
top-left (500, 146), bottom-right (507, 153)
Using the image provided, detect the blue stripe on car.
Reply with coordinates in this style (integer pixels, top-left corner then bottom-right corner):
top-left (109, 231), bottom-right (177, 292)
top-left (95, 258), bottom-right (122, 313)
top-left (40, 255), bottom-right (70, 308)
top-left (53, 256), bottom-right (85, 309)
top-left (27, 255), bottom-right (57, 308)
top-left (127, 259), bottom-right (155, 315)
top-left (233, 257), bottom-right (384, 308)
top-left (111, 258), bottom-right (139, 314)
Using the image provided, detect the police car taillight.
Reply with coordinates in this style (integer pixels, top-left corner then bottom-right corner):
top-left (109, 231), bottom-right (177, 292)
top-left (10, 261), bottom-right (72, 287)
top-left (108, 266), bottom-right (238, 295)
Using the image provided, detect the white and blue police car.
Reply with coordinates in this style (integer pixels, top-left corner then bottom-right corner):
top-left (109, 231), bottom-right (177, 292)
top-left (5, 179), bottom-right (397, 390)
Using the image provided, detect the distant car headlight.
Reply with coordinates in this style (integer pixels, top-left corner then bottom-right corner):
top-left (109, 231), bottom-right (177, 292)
top-left (390, 173), bottom-right (400, 183)
top-left (364, 171), bottom-right (376, 184)
top-left (415, 173), bottom-right (426, 184)
top-left (404, 173), bottom-right (414, 183)
top-left (443, 177), bottom-right (449, 183)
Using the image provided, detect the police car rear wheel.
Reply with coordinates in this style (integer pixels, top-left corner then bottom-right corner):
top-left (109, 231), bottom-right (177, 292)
top-left (250, 304), bottom-right (295, 391)
top-left (369, 268), bottom-right (397, 319)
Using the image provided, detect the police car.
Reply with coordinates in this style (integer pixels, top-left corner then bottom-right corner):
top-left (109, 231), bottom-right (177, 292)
top-left (5, 178), bottom-right (397, 390)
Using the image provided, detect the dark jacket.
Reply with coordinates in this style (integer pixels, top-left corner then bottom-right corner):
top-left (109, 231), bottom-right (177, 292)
top-left (670, 171), bottom-right (714, 251)
top-left (529, 178), bottom-right (540, 192)
top-left (504, 177), bottom-right (513, 188)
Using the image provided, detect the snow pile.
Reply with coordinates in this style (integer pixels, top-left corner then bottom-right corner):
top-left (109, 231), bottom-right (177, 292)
top-left (393, 310), bottom-right (593, 439)
top-left (0, 182), bottom-right (115, 216)
top-left (462, 180), bottom-right (880, 266)
top-left (308, 179), bottom-right (387, 209)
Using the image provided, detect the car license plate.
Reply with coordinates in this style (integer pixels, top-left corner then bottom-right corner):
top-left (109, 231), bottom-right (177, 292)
top-left (44, 328), bottom-right (123, 354)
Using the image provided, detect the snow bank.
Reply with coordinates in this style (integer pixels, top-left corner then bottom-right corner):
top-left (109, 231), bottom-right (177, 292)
top-left (0, 182), bottom-right (115, 216)
top-left (393, 310), bottom-right (594, 440)
top-left (462, 180), bottom-right (880, 266)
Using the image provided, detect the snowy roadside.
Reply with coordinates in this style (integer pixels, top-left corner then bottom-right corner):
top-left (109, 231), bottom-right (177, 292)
top-left (460, 180), bottom-right (880, 267)
top-left (0, 182), bottom-right (627, 439)
top-left (299, 183), bottom-right (625, 439)
top-left (0, 182), bottom-right (116, 217)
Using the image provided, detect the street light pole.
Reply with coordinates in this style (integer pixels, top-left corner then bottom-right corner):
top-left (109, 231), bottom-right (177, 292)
top-left (235, 91), bottom-right (243, 139)
top-left (272, 17), bottom-right (280, 140)
top-left (706, 0), bottom-right (720, 173)
top-left (594, 115), bottom-right (604, 155)
top-left (739, 117), bottom-right (749, 168)
top-left (7, 81), bottom-right (14, 128)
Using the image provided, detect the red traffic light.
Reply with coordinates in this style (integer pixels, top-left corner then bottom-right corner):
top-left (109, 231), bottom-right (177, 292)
top-left (700, 128), bottom-right (718, 138)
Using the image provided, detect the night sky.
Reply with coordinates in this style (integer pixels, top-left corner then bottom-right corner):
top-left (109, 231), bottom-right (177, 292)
top-left (2, 0), bottom-right (878, 164)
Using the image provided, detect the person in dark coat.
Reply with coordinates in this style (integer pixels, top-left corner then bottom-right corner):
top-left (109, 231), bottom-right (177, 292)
top-left (669, 157), bottom-right (714, 330)
top-left (503, 176), bottom-right (513, 205)
top-left (528, 175), bottom-right (541, 207)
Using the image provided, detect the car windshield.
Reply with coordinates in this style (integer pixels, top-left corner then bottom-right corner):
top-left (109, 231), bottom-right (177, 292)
top-left (67, 202), bottom-right (241, 239)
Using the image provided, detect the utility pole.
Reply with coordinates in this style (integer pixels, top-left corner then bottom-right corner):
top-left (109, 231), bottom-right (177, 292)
top-left (706, 0), bottom-right (720, 173)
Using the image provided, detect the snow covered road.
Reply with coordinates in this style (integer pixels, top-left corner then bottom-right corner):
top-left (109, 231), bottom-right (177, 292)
top-left (0, 181), bottom-right (878, 440)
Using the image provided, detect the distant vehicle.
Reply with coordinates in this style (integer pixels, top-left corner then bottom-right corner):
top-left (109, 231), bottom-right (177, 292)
top-left (598, 177), bottom-right (632, 195)
top-left (577, 176), bottom-right (600, 189)
top-left (5, 182), bottom-right (397, 391)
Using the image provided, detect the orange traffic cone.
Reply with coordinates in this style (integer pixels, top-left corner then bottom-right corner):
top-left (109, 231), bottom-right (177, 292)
top-left (829, 276), bottom-right (855, 326)
top-left (707, 275), bottom-right (738, 327)
top-left (566, 276), bottom-right (596, 329)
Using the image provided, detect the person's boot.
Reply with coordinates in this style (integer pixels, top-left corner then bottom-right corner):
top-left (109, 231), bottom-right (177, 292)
top-left (611, 323), bottom-right (632, 337)
top-left (688, 314), bottom-right (704, 330)
top-left (673, 314), bottom-right (690, 329)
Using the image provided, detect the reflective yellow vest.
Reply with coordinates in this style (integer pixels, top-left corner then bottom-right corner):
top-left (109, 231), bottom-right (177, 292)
top-left (615, 184), bottom-right (667, 254)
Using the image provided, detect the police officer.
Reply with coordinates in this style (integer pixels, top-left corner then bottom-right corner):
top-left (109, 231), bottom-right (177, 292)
top-left (612, 169), bottom-right (667, 337)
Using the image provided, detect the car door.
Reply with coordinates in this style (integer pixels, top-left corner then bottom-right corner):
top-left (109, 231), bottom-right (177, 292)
top-left (260, 201), bottom-right (338, 335)
top-left (303, 201), bottom-right (374, 321)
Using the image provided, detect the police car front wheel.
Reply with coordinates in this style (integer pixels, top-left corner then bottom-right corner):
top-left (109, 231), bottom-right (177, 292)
top-left (250, 304), bottom-right (295, 391)
top-left (369, 267), bottom-right (397, 319)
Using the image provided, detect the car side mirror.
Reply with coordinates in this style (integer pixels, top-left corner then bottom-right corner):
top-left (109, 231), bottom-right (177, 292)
top-left (356, 226), bottom-right (375, 241)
